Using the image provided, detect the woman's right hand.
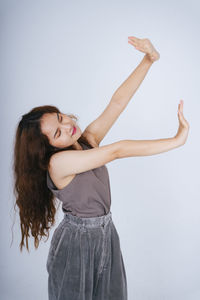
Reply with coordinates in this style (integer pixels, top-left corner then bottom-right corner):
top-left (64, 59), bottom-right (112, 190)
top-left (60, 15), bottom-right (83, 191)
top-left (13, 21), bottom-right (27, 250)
top-left (174, 100), bottom-right (190, 146)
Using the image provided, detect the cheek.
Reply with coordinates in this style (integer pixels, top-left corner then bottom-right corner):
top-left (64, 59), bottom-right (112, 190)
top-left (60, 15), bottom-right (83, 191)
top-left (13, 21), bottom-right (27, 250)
top-left (62, 134), bottom-right (71, 142)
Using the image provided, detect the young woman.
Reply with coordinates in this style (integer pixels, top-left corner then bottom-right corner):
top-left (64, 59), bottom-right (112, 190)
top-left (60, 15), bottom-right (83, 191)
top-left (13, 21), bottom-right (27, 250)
top-left (13, 36), bottom-right (189, 300)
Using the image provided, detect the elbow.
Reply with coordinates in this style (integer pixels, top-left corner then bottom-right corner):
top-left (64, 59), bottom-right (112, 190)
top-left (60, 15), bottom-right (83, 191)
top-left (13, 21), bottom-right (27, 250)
top-left (113, 140), bottom-right (123, 160)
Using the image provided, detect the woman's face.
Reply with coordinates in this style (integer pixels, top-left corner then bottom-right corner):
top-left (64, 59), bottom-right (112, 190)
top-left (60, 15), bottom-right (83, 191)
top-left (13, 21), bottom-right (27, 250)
top-left (40, 112), bottom-right (81, 148)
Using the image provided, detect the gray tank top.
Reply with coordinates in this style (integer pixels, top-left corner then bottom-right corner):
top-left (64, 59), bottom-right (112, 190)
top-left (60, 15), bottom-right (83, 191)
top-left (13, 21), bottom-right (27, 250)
top-left (46, 141), bottom-right (111, 217)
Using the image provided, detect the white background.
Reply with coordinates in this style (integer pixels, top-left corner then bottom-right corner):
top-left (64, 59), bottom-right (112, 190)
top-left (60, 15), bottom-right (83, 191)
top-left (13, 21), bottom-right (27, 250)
top-left (1, 0), bottom-right (199, 299)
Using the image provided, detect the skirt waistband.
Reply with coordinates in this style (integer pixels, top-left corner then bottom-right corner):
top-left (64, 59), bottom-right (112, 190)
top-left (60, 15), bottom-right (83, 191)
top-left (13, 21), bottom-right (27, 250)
top-left (64, 211), bottom-right (112, 228)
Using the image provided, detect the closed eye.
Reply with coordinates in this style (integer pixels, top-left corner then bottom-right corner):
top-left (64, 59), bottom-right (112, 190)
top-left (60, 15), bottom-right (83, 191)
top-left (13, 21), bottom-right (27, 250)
top-left (56, 113), bottom-right (63, 138)
top-left (58, 115), bottom-right (63, 137)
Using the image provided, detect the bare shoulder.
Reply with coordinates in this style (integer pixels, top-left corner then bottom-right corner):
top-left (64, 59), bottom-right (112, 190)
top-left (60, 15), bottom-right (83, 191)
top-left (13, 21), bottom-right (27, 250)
top-left (48, 135), bottom-right (119, 185)
top-left (48, 134), bottom-right (100, 189)
top-left (48, 135), bottom-right (102, 190)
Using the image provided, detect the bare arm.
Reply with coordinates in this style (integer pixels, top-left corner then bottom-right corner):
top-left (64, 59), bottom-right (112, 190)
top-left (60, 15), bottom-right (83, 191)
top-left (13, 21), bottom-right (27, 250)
top-left (83, 55), bottom-right (153, 145)
top-left (112, 54), bottom-right (153, 108)
top-left (51, 101), bottom-right (189, 179)
top-left (116, 137), bottom-right (181, 159)
top-left (111, 35), bottom-right (161, 108)
top-left (83, 38), bottom-right (160, 145)
top-left (115, 99), bottom-right (190, 159)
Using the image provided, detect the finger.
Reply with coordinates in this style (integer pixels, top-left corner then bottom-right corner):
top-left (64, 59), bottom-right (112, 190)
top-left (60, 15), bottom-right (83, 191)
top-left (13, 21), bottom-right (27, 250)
top-left (178, 109), bottom-right (184, 120)
top-left (178, 103), bottom-right (181, 113)
top-left (128, 36), bottom-right (139, 41)
top-left (178, 111), bottom-right (187, 127)
top-left (128, 41), bottom-right (139, 50)
top-left (179, 115), bottom-right (187, 127)
top-left (180, 100), bottom-right (184, 113)
top-left (128, 41), bottom-right (137, 47)
top-left (128, 39), bottom-right (138, 45)
top-left (178, 101), bottom-right (183, 112)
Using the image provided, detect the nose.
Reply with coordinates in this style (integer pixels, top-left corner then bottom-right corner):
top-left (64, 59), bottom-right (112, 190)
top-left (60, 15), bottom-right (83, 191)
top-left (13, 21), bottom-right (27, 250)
top-left (61, 120), bottom-right (73, 135)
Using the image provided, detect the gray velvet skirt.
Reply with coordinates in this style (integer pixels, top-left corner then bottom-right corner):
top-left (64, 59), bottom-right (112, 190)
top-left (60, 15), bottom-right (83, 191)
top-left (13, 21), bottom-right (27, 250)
top-left (46, 211), bottom-right (128, 300)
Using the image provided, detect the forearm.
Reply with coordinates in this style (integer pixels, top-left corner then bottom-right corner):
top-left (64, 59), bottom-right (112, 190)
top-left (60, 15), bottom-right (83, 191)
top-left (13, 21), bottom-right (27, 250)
top-left (111, 54), bottom-right (153, 107)
top-left (116, 137), bottom-right (181, 159)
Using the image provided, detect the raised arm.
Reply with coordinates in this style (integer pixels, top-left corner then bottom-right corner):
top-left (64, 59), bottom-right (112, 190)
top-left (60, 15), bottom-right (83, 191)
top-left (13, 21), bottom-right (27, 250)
top-left (83, 37), bottom-right (160, 146)
top-left (50, 100), bottom-right (189, 181)
top-left (116, 137), bottom-right (180, 159)
top-left (116, 100), bottom-right (190, 159)
top-left (111, 37), bottom-right (160, 107)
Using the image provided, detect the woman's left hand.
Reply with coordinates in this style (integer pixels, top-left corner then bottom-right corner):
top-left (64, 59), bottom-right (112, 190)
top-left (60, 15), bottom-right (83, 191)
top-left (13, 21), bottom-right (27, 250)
top-left (128, 36), bottom-right (160, 63)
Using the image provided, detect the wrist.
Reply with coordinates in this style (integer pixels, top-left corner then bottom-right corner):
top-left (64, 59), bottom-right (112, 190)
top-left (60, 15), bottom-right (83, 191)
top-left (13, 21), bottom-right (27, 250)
top-left (173, 135), bottom-right (183, 147)
top-left (143, 54), bottom-right (154, 65)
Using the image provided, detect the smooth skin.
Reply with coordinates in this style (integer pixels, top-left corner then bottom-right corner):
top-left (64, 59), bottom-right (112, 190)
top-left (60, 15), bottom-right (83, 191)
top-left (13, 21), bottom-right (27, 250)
top-left (128, 36), bottom-right (160, 62)
top-left (41, 112), bottom-right (84, 150)
top-left (42, 36), bottom-right (189, 190)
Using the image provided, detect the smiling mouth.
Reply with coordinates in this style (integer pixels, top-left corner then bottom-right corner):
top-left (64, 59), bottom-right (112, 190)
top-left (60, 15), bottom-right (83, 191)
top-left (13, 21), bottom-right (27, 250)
top-left (71, 126), bottom-right (76, 136)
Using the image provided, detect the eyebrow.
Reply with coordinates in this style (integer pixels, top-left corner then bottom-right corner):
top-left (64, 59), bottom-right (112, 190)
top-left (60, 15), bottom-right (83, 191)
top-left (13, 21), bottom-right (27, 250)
top-left (53, 113), bottom-right (60, 139)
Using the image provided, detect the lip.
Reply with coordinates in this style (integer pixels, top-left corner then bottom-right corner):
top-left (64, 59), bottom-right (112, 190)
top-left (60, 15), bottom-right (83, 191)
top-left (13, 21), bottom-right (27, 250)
top-left (72, 126), bottom-right (76, 136)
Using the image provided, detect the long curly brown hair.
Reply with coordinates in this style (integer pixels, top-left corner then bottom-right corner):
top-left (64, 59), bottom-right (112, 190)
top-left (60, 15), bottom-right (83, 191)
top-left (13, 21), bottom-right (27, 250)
top-left (12, 105), bottom-right (93, 252)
